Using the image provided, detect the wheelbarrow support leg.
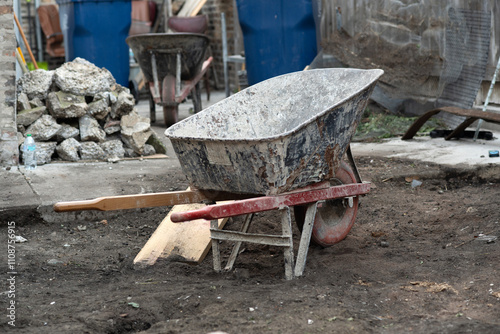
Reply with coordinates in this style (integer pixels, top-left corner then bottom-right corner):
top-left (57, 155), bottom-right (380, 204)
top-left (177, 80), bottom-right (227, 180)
top-left (211, 219), bottom-right (222, 272)
top-left (224, 214), bottom-right (254, 271)
top-left (280, 207), bottom-right (295, 280)
top-left (294, 202), bottom-right (318, 277)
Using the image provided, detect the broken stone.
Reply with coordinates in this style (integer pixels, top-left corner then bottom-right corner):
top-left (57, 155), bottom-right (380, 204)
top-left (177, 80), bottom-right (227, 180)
top-left (47, 91), bottom-right (88, 118)
top-left (143, 144), bottom-right (156, 156)
top-left (146, 131), bottom-right (167, 154)
top-left (110, 90), bottom-right (135, 118)
top-left (124, 147), bottom-right (139, 158)
top-left (17, 92), bottom-right (31, 111)
top-left (17, 132), bottom-right (25, 147)
top-left (30, 97), bottom-right (45, 108)
top-left (17, 69), bottom-right (55, 100)
top-left (120, 111), bottom-right (152, 154)
top-left (56, 138), bottom-right (81, 161)
top-left (17, 106), bottom-right (46, 127)
top-left (88, 92), bottom-right (111, 120)
top-left (79, 141), bottom-right (106, 160)
top-left (55, 123), bottom-right (79, 142)
top-left (54, 57), bottom-right (116, 95)
top-left (26, 115), bottom-right (62, 141)
top-left (36, 142), bottom-right (57, 165)
top-left (100, 139), bottom-right (125, 160)
top-left (103, 118), bottom-right (121, 135)
top-left (79, 115), bottom-right (106, 142)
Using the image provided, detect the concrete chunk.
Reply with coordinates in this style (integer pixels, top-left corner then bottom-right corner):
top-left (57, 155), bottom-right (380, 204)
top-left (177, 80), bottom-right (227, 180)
top-left (36, 142), bottom-right (57, 165)
top-left (79, 115), bottom-right (106, 142)
top-left (103, 119), bottom-right (121, 135)
top-left (100, 139), bottom-right (125, 160)
top-left (143, 144), bottom-right (156, 156)
top-left (56, 138), bottom-right (81, 161)
top-left (88, 92), bottom-right (111, 120)
top-left (79, 141), bottom-right (106, 160)
top-left (17, 92), bottom-right (31, 111)
top-left (54, 57), bottom-right (116, 95)
top-left (146, 131), bottom-right (167, 154)
top-left (17, 69), bottom-right (55, 100)
top-left (47, 91), bottom-right (88, 119)
top-left (120, 111), bottom-right (152, 154)
top-left (17, 106), bottom-right (46, 127)
top-left (30, 97), bottom-right (45, 108)
top-left (55, 123), bottom-right (80, 142)
top-left (26, 115), bottom-right (62, 141)
top-left (110, 90), bottom-right (135, 118)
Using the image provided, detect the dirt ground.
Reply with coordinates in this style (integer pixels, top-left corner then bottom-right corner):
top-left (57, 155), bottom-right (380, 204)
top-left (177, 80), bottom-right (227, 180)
top-left (2, 156), bottom-right (500, 333)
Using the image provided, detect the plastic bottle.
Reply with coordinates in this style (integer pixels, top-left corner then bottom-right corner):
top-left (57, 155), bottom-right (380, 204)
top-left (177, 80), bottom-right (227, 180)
top-left (23, 134), bottom-right (37, 170)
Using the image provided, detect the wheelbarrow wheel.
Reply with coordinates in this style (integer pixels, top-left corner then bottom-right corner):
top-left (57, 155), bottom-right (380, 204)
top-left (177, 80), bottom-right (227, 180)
top-left (162, 75), bottom-right (179, 127)
top-left (294, 161), bottom-right (359, 248)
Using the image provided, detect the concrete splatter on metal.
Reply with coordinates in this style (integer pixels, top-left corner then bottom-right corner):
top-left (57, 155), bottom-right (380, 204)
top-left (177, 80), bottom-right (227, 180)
top-left (165, 68), bottom-right (383, 195)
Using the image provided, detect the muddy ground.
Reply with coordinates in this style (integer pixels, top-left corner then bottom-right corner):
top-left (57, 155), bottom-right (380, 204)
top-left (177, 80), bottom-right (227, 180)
top-left (1, 156), bottom-right (500, 333)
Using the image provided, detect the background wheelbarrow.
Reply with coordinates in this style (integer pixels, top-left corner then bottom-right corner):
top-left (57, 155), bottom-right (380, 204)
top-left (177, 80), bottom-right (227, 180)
top-left (54, 68), bottom-right (383, 279)
top-left (126, 33), bottom-right (213, 126)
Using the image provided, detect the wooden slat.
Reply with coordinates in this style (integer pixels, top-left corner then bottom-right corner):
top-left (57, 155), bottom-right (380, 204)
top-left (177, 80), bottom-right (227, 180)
top-left (133, 203), bottom-right (228, 266)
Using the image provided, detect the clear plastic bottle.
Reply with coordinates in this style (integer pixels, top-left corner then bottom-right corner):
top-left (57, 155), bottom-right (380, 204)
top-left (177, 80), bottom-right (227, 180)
top-left (23, 134), bottom-right (37, 170)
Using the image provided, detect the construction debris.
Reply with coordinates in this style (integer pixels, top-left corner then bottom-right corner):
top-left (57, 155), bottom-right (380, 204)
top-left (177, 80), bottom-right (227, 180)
top-left (16, 58), bottom-right (166, 164)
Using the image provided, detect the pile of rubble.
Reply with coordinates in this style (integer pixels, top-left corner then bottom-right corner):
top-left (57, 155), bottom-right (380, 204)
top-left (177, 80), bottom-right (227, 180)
top-left (16, 58), bottom-right (165, 164)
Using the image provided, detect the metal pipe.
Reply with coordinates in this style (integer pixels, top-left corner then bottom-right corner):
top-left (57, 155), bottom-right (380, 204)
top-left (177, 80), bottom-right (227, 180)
top-left (474, 56), bottom-right (500, 141)
top-left (150, 52), bottom-right (160, 99)
top-left (221, 12), bottom-right (229, 97)
top-left (176, 52), bottom-right (181, 97)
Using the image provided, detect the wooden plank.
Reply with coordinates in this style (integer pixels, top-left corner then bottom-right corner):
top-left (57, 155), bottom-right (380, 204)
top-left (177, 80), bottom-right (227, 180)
top-left (134, 203), bottom-right (229, 266)
top-left (53, 189), bottom-right (208, 212)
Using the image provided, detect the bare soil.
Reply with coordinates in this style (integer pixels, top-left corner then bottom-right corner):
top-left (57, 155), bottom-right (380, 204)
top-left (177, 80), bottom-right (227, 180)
top-left (2, 156), bottom-right (500, 333)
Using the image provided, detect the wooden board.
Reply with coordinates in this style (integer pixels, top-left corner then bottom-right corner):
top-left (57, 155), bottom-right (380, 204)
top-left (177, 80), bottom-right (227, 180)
top-left (133, 203), bottom-right (228, 266)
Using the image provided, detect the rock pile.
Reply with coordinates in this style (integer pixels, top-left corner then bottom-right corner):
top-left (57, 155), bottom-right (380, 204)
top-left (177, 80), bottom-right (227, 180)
top-left (16, 58), bottom-right (166, 165)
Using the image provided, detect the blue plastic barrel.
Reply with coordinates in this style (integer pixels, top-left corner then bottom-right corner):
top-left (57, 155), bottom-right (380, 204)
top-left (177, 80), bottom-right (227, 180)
top-left (236, 0), bottom-right (317, 86)
top-left (57, 0), bottom-right (132, 87)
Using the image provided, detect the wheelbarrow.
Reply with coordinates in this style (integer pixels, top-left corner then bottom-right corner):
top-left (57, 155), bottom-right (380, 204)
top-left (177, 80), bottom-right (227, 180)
top-left (54, 68), bottom-right (384, 279)
top-left (126, 33), bottom-right (213, 126)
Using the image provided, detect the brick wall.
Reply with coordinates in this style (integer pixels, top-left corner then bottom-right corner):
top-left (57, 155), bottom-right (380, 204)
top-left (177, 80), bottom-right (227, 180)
top-left (0, 0), bottom-right (18, 166)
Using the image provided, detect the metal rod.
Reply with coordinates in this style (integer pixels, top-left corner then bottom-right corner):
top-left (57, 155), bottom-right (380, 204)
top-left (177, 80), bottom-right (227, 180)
top-left (150, 53), bottom-right (160, 99)
top-left (176, 52), bottom-right (181, 97)
top-left (35, 0), bottom-right (43, 62)
top-left (221, 12), bottom-right (230, 97)
top-left (474, 56), bottom-right (500, 141)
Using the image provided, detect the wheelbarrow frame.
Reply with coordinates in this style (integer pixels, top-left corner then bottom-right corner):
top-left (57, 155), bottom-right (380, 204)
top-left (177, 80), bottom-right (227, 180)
top-left (53, 148), bottom-right (368, 280)
top-left (126, 33), bottom-right (213, 126)
top-left (148, 52), bottom-right (213, 125)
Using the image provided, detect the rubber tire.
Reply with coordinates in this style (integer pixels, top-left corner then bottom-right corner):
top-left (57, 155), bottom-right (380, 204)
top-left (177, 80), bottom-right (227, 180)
top-left (294, 161), bottom-right (359, 247)
top-left (162, 75), bottom-right (178, 127)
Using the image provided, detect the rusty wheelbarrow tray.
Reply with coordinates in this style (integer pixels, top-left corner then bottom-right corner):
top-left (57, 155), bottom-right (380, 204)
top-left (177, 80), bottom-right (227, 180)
top-left (126, 33), bottom-right (213, 126)
top-left (165, 68), bottom-right (384, 195)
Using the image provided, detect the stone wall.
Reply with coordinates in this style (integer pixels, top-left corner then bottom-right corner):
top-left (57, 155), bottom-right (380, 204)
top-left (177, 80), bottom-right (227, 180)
top-left (0, 0), bottom-right (17, 166)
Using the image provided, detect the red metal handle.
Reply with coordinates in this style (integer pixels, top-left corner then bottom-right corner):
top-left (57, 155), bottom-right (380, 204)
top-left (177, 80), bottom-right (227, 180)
top-left (170, 182), bottom-right (370, 222)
